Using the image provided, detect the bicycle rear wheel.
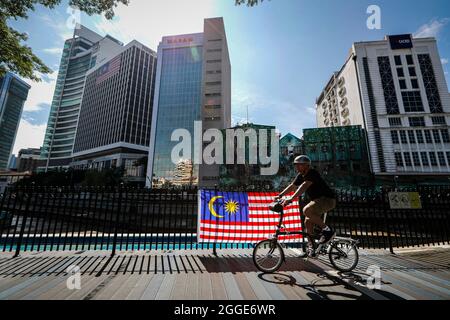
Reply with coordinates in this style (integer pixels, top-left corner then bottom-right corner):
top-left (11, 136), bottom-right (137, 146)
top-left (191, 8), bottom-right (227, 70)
top-left (329, 241), bottom-right (359, 272)
top-left (253, 239), bottom-right (284, 273)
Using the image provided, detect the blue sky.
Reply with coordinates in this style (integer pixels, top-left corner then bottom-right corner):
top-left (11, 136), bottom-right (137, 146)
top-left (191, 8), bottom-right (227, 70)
top-left (9, 0), bottom-right (450, 154)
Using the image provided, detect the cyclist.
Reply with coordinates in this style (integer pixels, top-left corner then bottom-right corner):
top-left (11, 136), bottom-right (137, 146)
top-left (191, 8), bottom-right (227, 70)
top-left (275, 155), bottom-right (336, 244)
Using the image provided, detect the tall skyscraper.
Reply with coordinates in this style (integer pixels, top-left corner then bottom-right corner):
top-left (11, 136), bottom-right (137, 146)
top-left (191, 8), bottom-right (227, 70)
top-left (0, 72), bottom-right (30, 171)
top-left (72, 41), bottom-right (157, 184)
top-left (316, 34), bottom-right (450, 176)
top-left (40, 25), bottom-right (124, 171)
top-left (147, 17), bottom-right (231, 188)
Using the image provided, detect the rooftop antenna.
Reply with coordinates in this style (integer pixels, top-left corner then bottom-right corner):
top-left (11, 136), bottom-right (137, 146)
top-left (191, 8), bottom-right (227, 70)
top-left (246, 105), bottom-right (249, 124)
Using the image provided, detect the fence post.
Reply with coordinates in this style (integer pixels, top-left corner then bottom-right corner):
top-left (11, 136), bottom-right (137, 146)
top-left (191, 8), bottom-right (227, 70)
top-left (13, 187), bottom-right (33, 258)
top-left (111, 186), bottom-right (122, 257)
top-left (381, 188), bottom-right (394, 254)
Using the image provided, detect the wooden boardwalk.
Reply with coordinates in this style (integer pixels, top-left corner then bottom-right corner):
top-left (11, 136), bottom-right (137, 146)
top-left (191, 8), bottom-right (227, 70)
top-left (0, 247), bottom-right (449, 300)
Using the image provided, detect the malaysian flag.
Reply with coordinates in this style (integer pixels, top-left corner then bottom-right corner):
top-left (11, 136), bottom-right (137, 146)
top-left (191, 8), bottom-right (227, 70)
top-left (198, 190), bottom-right (304, 243)
top-left (96, 56), bottom-right (121, 85)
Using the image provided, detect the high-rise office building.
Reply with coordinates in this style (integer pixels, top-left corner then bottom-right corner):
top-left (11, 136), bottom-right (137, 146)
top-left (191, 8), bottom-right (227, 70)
top-left (147, 17), bottom-right (231, 188)
top-left (71, 41), bottom-right (157, 184)
top-left (316, 34), bottom-right (450, 177)
top-left (40, 25), bottom-right (124, 171)
top-left (0, 72), bottom-right (31, 171)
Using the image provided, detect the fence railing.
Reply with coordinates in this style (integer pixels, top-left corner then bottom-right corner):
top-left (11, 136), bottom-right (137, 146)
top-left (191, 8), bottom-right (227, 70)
top-left (0, 186), bottom-right (449, 256)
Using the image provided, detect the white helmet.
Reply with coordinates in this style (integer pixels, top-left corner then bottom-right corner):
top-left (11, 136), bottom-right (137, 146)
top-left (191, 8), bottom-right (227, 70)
top-left (294, 155), bottom-right (311, 165)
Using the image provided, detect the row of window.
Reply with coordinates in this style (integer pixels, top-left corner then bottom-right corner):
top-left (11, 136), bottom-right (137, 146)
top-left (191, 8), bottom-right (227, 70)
top-left (391, 129), bottom-right (450, 145)
top-left (395, 151), bottom-right (450, 168)
top-left (389, 116), bottom-right (447, 127)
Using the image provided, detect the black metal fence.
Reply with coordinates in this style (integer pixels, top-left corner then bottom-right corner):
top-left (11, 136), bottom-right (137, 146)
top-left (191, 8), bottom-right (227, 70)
top-left (0, 185), bottom-right (449, 256)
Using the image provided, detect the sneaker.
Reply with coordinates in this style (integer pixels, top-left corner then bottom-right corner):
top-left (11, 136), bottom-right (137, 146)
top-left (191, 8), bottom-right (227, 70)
top-left (319, 227), bottom-right (336, 244)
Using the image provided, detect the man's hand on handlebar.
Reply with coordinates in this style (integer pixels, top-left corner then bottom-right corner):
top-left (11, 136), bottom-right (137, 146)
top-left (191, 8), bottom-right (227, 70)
top-left (280, 197), bottom-right (293, 207)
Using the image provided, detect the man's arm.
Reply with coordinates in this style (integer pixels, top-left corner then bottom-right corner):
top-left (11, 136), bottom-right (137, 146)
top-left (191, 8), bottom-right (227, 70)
top-left (282, 181), bottom-right (312, 206)
top-left (276, 184), bottom-right (296, 199)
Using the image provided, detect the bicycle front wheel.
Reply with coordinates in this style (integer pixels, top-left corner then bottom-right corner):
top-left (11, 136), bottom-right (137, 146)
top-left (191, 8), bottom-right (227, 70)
top-left (253, 239), bottom-right (284, 273)
top-left (329, 241), bottom-right (359, 272)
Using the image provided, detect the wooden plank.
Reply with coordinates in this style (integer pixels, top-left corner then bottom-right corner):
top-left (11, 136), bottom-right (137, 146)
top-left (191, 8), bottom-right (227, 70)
top-left (243, 273), bottom-right (273, 300)
top-left (197, 273), bottom-right (213, 300)
top-left (171, 273), bottom-right (188, 300)
top-left (210, 273), bottom-right (228, 300)
top-left (140, 274), bottom-right (165, 300)
top-left (155, 274), bottom-right (176, 300)
top-left (126, 274), bottom-right (154, 300)
top-left (232, 273), bottom-right (258, 300)
top-left (222, 273), bottom-right (244, 300)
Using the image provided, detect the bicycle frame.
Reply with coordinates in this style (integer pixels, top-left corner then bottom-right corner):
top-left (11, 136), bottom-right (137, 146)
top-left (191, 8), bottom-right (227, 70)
top-left (270, 201), bottom-right (358, 256)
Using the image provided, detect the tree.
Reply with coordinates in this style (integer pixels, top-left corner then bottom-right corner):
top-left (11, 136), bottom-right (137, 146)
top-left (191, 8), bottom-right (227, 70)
top-left (0, 0), bottom-right (129, 81)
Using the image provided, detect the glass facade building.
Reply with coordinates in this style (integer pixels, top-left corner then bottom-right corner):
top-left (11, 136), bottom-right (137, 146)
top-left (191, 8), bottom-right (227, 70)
top-left (0, 72), bottom-right (30, 171)
top-left (40, 25), bottom-right (123, 171)
top-left (151, 44), bottom-right (204, 185)
top-left (147, 18), bottom-right (232, 188)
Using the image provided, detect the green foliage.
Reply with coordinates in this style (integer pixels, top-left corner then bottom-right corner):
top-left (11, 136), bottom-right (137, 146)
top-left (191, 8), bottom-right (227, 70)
top-left (0, 0), bottom-right (129, 81)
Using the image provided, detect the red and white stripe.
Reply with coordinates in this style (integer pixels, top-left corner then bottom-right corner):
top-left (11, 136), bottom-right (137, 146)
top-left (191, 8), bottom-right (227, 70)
top-left (198, 191), bottom-right (304, 244)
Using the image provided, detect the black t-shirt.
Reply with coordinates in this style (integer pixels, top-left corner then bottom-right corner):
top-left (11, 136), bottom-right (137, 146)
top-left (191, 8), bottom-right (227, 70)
top-left (293, 168), bottom-right (336, 200)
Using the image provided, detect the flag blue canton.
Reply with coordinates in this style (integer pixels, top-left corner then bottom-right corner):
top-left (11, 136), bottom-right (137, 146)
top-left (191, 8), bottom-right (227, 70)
top-left (200, 190), bottom-right (249, 223)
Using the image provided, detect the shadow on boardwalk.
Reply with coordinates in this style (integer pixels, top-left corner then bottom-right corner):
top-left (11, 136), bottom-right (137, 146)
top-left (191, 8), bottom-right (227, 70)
top-left (0, 248), bottom-right (448, 300)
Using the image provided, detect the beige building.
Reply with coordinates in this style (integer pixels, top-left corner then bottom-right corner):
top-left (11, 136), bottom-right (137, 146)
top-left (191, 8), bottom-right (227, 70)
top-left (316, 34), bottom-right (450, 177)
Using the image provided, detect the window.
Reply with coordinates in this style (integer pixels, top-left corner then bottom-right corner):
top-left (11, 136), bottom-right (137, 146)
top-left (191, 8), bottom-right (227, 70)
top-left (416, 130), bottom-right (424, 144)
top-left (438, 152), bottom-right (447, 166)
top-left (207, 49), bottom-right (222, 52)
top-left (447, 152), bottom-right (450, 165)
top-left (412, 152), bottom-right (421, 166)
top-left (408, 131), bottom-right (416, 144)
top-left (406, 55), bottom-right (414, 65)
top-left (394, 55), bottom-right (402, 66)
top-left (421, 152), bottom-right (429, 166)
top-left (391, 131), bottom-right (399, 144)
top-left (420, 152), bottom-right (430, 167)
top-left (432, 129), bottom-right (441, 143)
top-left (378, 56), bottom-right (400, 114)
top-left (389, 118), bottom-right (402, 126)
top-left (205, 81), bottom-right (221, 86)
top-left (441, 129), bottom-right (450, 143)
top-left (432, 116), bottom-right (446, 125)
top-left (402, 91), bottom-right (424, 112)
top-left (409, 67), bottom-right (417, 77)
top-left (395, 153), bottom-right (404, 167)
top-left (397, 68), bottom-right (405, 77)
top-left (418, 54), bottom-right (443, 113)
top-left (424, 130), bottom-right (433, 143)
top-left (429, 152), bottom-right (438, 166)
top-left (399, 79), bottom-right (407, 90)
top-left (403, 153), bottom-right (412, 166)
top-left (411, 79), bottom-right (419, 89)
top-left (408, 117), bottom-right (425, 127)
top-left (206, 59), bottom-right (221, 63)
top-left (399, 131), bottom-right (408, 144)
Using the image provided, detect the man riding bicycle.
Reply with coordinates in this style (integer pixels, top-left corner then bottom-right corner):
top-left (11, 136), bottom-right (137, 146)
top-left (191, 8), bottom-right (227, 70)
top-left (275, 155), bottom-right (336, 244)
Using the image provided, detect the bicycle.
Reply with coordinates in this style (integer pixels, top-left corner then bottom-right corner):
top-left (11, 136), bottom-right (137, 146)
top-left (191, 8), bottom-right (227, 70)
top-left (252, 198), bottom-right (359, 273)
